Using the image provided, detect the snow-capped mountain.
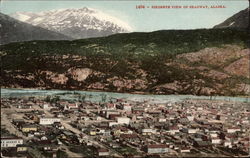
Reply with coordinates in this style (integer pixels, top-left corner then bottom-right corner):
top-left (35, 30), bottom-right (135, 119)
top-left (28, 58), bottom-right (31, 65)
top-left (11, 7), bottom-right (133, 39)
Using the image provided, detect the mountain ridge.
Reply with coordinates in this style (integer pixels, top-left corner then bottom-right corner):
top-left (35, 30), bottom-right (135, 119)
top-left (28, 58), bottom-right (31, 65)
top-left (0, 12), bottom-right (72, 45)
top-left (213, 7), bottom-right (249, 30)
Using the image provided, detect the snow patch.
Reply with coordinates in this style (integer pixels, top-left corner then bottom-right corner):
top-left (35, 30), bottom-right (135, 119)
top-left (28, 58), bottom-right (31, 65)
top-left (33, 17), bottom-right (44, 23)
top-left (13, 13), bottom-right (30, 22)
top-left (229, 21), bottom-right (235, 26)
top-left (89, 8), bottom-right (133, 31)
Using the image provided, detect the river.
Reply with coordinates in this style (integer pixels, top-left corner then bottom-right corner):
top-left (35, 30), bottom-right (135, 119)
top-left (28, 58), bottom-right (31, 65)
top-left (1, 88), bottom-right (249, 103)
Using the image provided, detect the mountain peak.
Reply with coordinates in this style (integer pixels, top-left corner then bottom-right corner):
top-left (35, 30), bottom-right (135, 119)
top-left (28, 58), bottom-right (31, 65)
top-left (11, 7), bottom-right (133, 39)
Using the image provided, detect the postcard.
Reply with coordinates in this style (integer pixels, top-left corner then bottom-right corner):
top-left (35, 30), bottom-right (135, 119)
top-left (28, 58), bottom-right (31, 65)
top-left (0, 0), bottom-right (249, 157)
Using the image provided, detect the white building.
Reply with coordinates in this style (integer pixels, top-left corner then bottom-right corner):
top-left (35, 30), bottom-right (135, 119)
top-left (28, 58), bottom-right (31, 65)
top-left (211, 137), bottom-right (221, 144)
top-left (116, 117), bottom-right (130, 125)
top-left (43, 104), bottom-right (51, 110)
top-left (1, 137), bottom-right (23, 148)
top-left (147, 144), bottom-right (168, 154)
top-left (122, 104), bottom-right (132, 111)
top-left (39, 117), bottom-right (61, 125)
top-left (98, 148), bottom-right (109, 156)
top-left (158, 118), bottom-right (167, 122)
top-left (109, 122), bottom-right (119, 127)
top-left (227, 128), bottom-right (241, 133)
top-left (224, 141), bottom-right (232, 148)
top-left (210, 133), bottom-right (218, 138)
top-left (142, 128), bottom-right (157, 135)
top-left (64, 103), bottom-right (78, 110)
top-left (182, 128), bottom-right (198, 134)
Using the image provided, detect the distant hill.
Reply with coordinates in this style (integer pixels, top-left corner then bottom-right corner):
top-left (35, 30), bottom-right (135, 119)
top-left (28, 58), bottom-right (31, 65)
top-left (1, 29), bottom-right (249, 96)
top-left (214, 7), bottom-right (249, 30)
top-left (0, 13), bottom-right (72, 45)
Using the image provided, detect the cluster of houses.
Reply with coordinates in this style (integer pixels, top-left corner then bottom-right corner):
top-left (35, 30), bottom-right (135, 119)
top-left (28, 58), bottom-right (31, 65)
top-left (1, 96), bottom-right (249, 157)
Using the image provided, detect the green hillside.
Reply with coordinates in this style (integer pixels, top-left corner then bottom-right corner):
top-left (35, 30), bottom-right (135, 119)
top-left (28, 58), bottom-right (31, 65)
top-left (1, 29), bottom-right (249, 96)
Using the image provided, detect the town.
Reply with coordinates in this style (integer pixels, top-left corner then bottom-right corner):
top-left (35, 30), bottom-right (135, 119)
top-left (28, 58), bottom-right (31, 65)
top-left (1, 95), bottom-right (249, 157)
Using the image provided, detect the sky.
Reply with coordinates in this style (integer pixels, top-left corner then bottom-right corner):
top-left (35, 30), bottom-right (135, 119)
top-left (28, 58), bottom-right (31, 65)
top-left (0, 0), bottom-right (249, 32)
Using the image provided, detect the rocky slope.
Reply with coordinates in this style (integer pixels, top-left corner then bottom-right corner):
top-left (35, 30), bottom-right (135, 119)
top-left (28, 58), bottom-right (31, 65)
top-left (0, 13), bottom-right (72, 45)
top-left (214, 7), bottom-right (249, 30)
top-left (1, 29), bottom-right (249, 96)
top-left (11, 7), bottom-right (132, 39)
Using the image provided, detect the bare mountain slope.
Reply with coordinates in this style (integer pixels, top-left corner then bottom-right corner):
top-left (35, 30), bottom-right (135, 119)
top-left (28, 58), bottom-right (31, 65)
top-left (0, 13), bottom-right (72, 45)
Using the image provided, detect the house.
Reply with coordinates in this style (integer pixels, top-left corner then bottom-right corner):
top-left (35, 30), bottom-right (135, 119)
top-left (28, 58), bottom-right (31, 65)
top-left (1, 137), bottom-right (23, 148)
top-left (120, 103), bottom-right (132, 111)
top-left (181, 128), bottom-right (198, 134)
top-left (180, 147), bottom-right (191, 153)
top-left (39, 117), bottom-right (60, 125)
top-left (227, 127), bottom-right (241, 133)
top-left (90, 131), bottom-right (97, 136)
top-left (64, 103), bottom-right (78, 111)
top-left (211, 137), bottom-right (221, 145)
top-left (97, 148), bottom-right (109, 156)
top-left (106, 103), bottom-right (116, 110)
top-left (224, 140), bottom-right (232, 148)
top-left (158, 118), bottom-right (167, 122)
top-left (109, 114), bottom-right (121, 120)
top-left (142, 128), bottom-right (157, 135)
top-left (108, 122), bottom-right (119, 127)
top-left (21, 124), bottom-right (37, 133)
top-left (168, 126), bottom-right (179, 134)
top-left (116, 117), bottom-right (130, 125)
top-left (16, 145), bottom-right (28, 152)
top-left (43, 104), bottom-right (51, 109)
top-left (132, 107), bottom-right (145, 114)
top-left (103, 110), bottom-right (120, 119)
top-left (147, 144), bottom-right (168, 154)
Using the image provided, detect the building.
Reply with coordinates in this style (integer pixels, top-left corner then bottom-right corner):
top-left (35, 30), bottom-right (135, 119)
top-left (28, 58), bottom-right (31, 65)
top-left (21, 124), bottom-right (38, 133)
top-left (108, 122), bottom-right (119, 127)
top-left (17, 145), bottom-right (28, 152)
top-left (64, 103), bottom-right (78, 111)
top-left (39, 117), bottom-right (61, 125)
top-left (142, 128), bottom-right (157, 135)
top-left (147, 144), bottom-right (168, 154)
top-left (158, 118), bottom-right (167, 122)
top-left (116, 117), bottom-right (130, 125)
top-left (122, 104), bottom-right (132, 111)
top-left (211, 137), bottom-right (221, 144)
top-left (182, 128), bottom-right (198, 134)
top-left (227, 127), bottom-right (241, 133)
top-left (43, 104), bottom-right (51, 109)
top-left (98, 148), bottom-right (109, 156)
top-left (180, 147), bottom-right (191, 153)
top-left (1, 137), bottom-right (23, 148)
top-left (168, 126), bottom-right (179, 134)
